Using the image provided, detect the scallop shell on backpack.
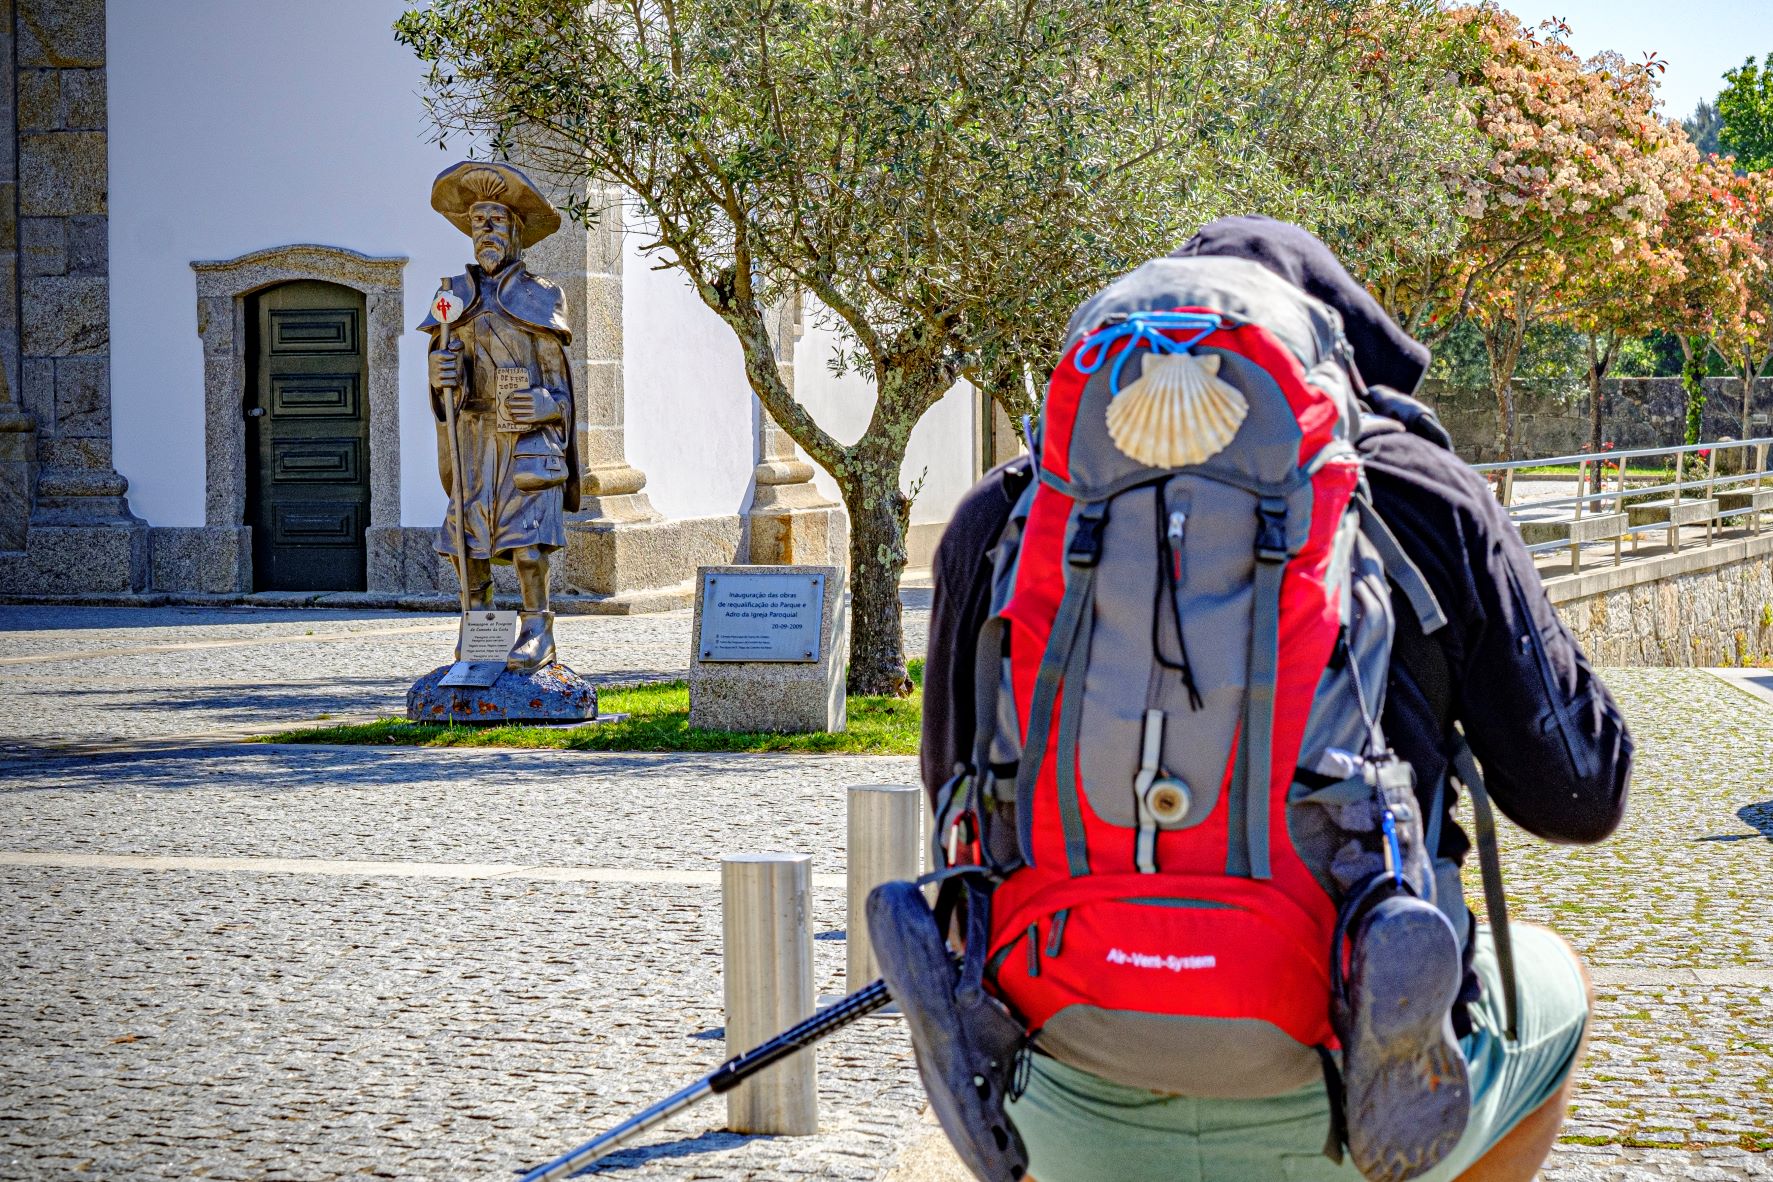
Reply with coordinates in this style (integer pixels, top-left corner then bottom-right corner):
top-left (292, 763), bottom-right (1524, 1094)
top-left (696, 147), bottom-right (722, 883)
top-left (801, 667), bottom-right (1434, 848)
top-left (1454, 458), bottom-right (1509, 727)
top-left (1105, 351), bottom-right (1249, 468)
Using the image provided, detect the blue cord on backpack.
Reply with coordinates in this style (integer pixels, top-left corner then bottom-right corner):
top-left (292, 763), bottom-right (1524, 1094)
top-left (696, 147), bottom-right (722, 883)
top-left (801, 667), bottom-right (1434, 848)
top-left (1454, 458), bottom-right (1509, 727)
top-left (1380, 807), bottom-right (1405, 887)
top-left (1074, 311), bottom-right (1224, 391)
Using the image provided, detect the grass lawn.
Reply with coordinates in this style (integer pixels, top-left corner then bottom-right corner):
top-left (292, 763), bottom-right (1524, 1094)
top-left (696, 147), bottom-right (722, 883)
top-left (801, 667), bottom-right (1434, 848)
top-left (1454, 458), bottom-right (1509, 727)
top-left (1510, 464), bottom-right (1664, 478)
top-left (261, 660), bottom-right (925, 755)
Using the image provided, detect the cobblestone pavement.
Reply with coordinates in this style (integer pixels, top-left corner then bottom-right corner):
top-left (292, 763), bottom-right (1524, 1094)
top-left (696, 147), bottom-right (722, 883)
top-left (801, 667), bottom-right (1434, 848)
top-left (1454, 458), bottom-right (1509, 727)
top-left (0, 652), bottom-right (1767, 1178)
top-left (0, 590), bottom-right (931, 748)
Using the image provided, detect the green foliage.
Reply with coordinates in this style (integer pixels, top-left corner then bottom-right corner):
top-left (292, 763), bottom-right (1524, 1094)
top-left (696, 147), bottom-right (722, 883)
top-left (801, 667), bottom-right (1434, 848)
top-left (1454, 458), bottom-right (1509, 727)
top-left (1682, 348), bottom-right (1709, 445)
top-left (1719, 54), bottom-right (1773, 171)
top-left (1684, 98), bottom-right (1723, 158)
top-left (393, 0), bottom-right (1480, 690)
top-left (1611, 335), bottom-right (1668, 378)
top-left (1428, 320), bottom-right (1589, 401)
top-left (265, 661), bottom-right (926, 755)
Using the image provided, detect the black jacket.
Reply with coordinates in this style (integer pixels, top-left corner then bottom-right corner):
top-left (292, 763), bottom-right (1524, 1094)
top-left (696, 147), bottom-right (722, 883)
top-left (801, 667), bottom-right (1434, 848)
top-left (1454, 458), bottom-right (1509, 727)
top-left (922, 220), bottom-right (1632, 1026)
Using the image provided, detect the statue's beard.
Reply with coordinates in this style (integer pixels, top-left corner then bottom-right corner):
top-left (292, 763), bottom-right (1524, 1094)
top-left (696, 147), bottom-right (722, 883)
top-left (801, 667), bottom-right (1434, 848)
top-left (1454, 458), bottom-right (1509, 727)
top-left (475, 237), bottom-right (515, 272)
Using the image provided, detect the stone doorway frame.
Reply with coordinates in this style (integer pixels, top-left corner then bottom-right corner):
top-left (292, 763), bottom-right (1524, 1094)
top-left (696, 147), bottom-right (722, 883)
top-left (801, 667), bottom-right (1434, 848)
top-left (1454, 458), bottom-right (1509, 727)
top-left (190, 245), bottom-right (407, 592)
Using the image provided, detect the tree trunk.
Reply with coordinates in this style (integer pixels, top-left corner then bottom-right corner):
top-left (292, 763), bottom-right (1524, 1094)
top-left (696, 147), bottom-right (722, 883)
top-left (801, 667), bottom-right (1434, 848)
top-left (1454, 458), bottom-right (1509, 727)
top-left (1586, 334), bottom-right (1609, 455)
top-left (1481, 319), bottom-right (1526, 462)
top-left (1677, 335), bottom-right (1707, 446)
top-left (838, 447), bottom-right (914, 697)
top-left (1744, 354), bottom-right (1756, 441)
top-left (1586, 334), bottom-right (1616, 498)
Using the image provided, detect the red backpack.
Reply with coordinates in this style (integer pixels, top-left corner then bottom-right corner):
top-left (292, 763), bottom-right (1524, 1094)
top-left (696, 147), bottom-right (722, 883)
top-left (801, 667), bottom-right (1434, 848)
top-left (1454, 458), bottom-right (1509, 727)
top-left (935, 256), bottom-right (1446, 1098)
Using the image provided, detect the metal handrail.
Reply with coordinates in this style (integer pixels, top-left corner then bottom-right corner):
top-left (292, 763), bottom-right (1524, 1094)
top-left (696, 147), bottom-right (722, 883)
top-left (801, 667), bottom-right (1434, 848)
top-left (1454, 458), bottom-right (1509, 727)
top-left (1466, 437), bottom-right (1773, 571)
top-left (1471, 436), bottom-right (1773, 473)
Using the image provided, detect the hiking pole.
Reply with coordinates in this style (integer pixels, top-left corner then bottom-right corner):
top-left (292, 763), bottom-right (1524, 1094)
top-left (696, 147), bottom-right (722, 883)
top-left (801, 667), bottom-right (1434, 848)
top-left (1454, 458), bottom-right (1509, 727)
top-left (515, 979), bottom-right (891, 1182)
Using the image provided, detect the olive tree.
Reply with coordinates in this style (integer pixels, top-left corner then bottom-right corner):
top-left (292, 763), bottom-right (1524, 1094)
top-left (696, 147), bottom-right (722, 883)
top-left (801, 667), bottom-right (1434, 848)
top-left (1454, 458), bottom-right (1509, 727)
top-left (396, 0), bottom-right (1473, 694)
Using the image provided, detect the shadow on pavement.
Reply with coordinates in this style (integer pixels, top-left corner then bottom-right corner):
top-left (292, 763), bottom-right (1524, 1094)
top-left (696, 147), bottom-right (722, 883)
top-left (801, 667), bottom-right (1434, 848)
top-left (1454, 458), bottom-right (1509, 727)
top-left (0, 605), bottom-right (415, 634)
top-left (0, 742), bottom-right (910, 790)
top-left (1696, 800), bottom-right (1773, 842)
top-left (557, 1128), bottom-right (758, 1174)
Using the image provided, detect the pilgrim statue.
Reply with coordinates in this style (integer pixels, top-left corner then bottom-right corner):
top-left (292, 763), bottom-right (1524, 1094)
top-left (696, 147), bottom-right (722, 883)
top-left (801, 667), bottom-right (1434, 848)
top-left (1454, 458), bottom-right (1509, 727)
top-left (421, 161), bottom-right (583, 671)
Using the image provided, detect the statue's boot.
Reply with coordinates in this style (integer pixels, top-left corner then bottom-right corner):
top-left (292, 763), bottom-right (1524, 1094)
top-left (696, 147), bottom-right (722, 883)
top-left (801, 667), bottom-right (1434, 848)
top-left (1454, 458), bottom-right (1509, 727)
top-left (507, 610), bottom-right (557, 672)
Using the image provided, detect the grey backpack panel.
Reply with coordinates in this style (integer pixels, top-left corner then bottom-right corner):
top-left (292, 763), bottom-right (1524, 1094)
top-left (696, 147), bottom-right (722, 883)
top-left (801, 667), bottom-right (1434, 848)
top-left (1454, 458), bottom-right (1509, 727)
top-left (1063, 256), bottom-right (1345, 372)
top-left (1039, 1006), bottom-right (1323, 1098)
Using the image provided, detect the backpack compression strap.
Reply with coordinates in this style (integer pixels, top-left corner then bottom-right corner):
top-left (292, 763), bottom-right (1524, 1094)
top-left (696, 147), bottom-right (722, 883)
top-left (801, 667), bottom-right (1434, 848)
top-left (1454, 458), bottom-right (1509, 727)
top-left (1450, 737), bottom-right (1520, 1041)
top-left (1225, 497), bottom-right (1288, 880)
top-left (1352, 495), bottom-right (1448, 636)
top-left (1013, 501), bottom-right (1105, 875)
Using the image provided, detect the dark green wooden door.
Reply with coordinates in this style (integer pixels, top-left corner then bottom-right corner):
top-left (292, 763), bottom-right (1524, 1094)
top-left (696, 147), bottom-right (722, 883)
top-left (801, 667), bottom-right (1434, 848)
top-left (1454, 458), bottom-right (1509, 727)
top-left (246, 281), bottom-right (370, 591)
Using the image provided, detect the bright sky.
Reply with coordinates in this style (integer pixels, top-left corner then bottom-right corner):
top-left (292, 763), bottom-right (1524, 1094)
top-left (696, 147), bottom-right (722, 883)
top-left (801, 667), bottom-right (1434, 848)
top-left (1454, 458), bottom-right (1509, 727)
top-left (1508, 0), bottom-right (1773, 121)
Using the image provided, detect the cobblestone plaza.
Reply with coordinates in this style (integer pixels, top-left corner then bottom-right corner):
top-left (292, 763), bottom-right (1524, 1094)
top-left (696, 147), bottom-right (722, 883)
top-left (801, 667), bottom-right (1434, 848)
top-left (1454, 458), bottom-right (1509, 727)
top-left (0, 604), bottom-right (1769, 1180)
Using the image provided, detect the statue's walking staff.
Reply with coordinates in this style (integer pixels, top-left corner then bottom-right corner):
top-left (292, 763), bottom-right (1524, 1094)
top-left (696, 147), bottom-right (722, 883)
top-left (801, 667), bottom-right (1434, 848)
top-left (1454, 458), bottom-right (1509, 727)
top-left (430, 285), bottom-right (489, 682)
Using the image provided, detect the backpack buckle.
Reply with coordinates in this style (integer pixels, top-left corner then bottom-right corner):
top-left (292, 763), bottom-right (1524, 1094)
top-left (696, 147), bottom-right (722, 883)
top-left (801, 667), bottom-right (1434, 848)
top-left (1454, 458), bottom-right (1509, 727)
top-left (1066, 509), bottom-right (1107, 568)
top-left (1255, 497), bottom-right (1289, 563)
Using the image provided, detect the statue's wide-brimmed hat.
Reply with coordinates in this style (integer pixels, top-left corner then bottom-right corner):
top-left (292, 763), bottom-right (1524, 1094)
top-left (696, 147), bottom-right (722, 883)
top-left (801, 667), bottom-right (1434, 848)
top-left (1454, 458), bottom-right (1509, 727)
top-left (431, 161), bottom-right (561, 247)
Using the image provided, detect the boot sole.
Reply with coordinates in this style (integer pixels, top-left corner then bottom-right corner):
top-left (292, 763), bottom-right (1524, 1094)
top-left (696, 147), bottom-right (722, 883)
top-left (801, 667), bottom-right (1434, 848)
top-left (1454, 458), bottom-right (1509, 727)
top-left (1343, 901), bottom-right (1470, 1182)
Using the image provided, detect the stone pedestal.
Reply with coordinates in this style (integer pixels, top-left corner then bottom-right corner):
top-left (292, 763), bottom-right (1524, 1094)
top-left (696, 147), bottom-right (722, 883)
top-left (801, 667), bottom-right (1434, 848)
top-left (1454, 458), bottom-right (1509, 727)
top-left (689, 563), bottom-right (847, 733)
top-left (407, 662), bottom-right (598, 724)
top-left (747, 296), bottom-right (848, 567)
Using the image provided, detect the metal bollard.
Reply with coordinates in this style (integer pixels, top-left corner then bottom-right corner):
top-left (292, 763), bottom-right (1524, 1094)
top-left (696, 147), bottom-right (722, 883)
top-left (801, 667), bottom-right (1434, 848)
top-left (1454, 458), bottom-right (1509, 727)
top-left (721, 853), bottom-right (817, 1135)
top-left (846, 784), bottom-right (923, 989)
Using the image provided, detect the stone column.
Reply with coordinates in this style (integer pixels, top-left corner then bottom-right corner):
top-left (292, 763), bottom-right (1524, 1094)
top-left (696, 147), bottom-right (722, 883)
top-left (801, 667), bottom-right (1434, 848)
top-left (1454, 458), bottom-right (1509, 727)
top-left (748, 295), bottom-right (846, 566)
top-left (0, 0), bottom-right (35, 554)
top-left (0, 0), bottom-right (147, 594)
top-left (514, 167), bottom-right (737, 610)
top-left (524, 178), bottom-right (661, 527)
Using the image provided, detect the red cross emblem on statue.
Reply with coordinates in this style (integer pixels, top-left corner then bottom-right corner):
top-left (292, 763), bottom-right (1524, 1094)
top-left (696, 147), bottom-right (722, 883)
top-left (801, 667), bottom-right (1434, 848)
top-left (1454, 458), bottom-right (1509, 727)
top-left (432, 289), bottom-right (463, 325)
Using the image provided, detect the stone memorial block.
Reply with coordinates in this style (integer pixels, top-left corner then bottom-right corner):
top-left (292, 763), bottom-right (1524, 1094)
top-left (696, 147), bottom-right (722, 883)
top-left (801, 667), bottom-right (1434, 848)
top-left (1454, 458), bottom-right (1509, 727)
top-left (689, 565), bottom-right (847, 733)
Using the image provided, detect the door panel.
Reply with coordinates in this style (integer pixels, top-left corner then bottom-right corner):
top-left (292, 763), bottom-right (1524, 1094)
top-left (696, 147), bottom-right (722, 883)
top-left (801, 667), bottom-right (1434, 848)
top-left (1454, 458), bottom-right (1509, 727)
top-left (247, 281), bottom-right (370, 591)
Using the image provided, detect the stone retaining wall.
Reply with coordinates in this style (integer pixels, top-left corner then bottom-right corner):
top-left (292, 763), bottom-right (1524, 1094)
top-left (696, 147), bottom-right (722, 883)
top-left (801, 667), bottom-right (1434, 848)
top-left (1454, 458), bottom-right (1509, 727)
top-left (1547, 534), bottom-right (1773, 667)
top-left (1419, 376), bottom-right (1773, 463)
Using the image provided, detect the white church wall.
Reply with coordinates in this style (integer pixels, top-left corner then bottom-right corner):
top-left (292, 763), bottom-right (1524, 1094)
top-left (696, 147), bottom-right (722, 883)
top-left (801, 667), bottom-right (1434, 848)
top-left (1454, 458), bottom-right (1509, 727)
top-left (793, 307), bottom-right (977, 532)
top-left (621, 237), bottom-right (754, 521)
top-left (107, 0), bottom-right (976, 553)
top-left (108, 0), bottom-right (463, 529)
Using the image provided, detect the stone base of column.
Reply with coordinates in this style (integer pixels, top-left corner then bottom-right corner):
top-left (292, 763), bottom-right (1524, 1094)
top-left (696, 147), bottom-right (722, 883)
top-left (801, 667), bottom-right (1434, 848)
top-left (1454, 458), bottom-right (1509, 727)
top-left (0, 412), bottom-right (39, 552)
top-left (562, 513), bottom-right (743, 611)
top-left (0, 520), bottom-right (148, 595)
top-left (747, 503), bottom-right (849, 567)
top-left (148, 526), bottom-right (251, 593)
top-left (746, 457), bottom-right (849, 567)
top-left (0, 460), bottom-right (149, 594)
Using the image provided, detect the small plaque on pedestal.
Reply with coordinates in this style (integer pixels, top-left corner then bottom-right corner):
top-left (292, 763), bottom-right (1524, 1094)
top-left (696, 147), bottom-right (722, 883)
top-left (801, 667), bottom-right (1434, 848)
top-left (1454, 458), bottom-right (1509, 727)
top-left (438, 610), bottom-right (517, 687)
top-left (698, 571), bottom-right (825, 663)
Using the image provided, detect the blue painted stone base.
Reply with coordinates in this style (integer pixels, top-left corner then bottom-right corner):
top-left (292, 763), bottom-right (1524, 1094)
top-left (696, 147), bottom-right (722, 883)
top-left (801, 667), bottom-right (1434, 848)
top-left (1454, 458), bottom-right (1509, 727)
top-left (406, 662), bottom-right (598, 724)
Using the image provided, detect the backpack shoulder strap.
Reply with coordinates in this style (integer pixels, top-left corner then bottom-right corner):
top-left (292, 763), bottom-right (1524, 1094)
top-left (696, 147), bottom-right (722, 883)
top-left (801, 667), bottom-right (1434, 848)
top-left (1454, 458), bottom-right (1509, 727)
top-left (1450, 734), bottom-right (1520, 1042)
top-left (1352, 493), bottom-right (1448, 636)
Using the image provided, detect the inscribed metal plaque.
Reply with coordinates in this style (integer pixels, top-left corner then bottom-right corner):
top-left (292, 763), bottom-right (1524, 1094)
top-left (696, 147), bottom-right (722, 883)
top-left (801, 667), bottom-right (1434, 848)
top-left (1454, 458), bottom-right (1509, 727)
top-left (698, 571), bottom-right (825, 663)
top-left (458, 610), bottom-right (519, 662)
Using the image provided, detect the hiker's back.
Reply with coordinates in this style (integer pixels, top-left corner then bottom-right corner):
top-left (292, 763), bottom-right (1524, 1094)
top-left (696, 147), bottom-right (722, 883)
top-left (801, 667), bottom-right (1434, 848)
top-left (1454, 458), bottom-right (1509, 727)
top-left (942, 255), bottom-right (1437, 1098)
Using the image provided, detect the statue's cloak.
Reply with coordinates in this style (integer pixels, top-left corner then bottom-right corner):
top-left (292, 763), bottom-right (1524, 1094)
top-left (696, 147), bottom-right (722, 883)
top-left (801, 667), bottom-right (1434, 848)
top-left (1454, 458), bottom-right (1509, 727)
top-left (421, 262), bottom-right (582, 514)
